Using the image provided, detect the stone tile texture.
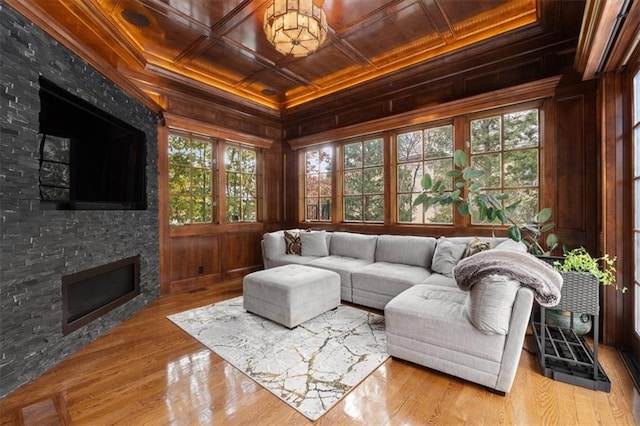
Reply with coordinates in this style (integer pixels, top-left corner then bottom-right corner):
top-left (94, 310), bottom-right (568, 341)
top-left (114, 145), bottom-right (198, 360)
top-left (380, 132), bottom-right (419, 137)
top-left (0, 4), bottom-right (160, 397)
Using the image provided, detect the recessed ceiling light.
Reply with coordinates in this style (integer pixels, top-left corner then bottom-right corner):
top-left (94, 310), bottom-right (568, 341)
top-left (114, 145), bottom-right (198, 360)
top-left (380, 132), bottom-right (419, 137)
top-left (121, 9), bottom-right (150, 28)
top-left (261, 88), bottom-right (277, 96)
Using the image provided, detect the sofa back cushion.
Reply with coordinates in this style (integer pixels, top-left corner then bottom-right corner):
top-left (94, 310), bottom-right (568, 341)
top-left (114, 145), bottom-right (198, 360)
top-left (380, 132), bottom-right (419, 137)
top-left (262, 231), bottom-right (286, 260)
top-left (375, 235), bottom-right (436, 268)
top-left (431, 237), bottom-right (467, 277)
top-left (330, 232), bottom-right (377, 262)
top-left (300, 230), bottom-right (329, 256)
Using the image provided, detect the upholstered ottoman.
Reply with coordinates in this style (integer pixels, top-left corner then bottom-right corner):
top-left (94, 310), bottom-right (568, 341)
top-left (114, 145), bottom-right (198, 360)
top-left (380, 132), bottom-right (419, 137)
top-left (243, 264), bottom-right (341, 328)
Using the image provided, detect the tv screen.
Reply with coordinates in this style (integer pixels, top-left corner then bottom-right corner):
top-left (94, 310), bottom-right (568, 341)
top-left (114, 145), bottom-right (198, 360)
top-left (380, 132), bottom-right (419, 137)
top-left (38, 77), bottom-right (147, 210)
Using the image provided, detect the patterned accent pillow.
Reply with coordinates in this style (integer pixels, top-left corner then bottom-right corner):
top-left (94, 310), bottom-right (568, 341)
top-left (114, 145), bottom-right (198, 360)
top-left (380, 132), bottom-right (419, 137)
top-left (283, 229), bottom-right (311, 255)
top-left (284, 230), bottom-right (301, 255)
top-left (463, 237), bottom-right (492, 258)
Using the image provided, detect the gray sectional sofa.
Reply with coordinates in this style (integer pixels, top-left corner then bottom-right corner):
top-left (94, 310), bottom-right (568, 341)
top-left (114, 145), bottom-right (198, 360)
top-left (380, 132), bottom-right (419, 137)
top-left (260, 229), bottom-right (536, 394)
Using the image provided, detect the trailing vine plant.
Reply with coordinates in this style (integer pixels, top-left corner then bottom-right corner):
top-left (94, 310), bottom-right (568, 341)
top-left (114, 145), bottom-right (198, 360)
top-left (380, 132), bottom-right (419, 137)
top-left (554, 247), bottom-right (626, 293)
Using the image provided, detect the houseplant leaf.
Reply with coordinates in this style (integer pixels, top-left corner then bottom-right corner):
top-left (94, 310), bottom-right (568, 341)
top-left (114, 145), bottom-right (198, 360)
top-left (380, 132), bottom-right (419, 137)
top-left (507, 225), bottom-right (522, 241)
top-left (413, 192), bottom-right (427, 207)
top-left (462, 167), bottom-right (484, 180)
top-left (454, 150), bottom-right (467, 168)
top-left (421, 174), bottom-right (432, 190)
top-left (536, 207), bottom-right (552, 223)
top-left (541, 222), bottom-right (555, 233)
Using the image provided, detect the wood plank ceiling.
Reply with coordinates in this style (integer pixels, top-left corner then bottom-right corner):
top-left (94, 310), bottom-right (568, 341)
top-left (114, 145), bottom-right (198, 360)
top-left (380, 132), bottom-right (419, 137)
top-left (8, 0), bottom-right (539, 113)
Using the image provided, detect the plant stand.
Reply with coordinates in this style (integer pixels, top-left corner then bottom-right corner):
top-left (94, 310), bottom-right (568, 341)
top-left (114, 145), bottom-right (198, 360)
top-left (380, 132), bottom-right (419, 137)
top-left (530, 271), bottom-right (611, 392)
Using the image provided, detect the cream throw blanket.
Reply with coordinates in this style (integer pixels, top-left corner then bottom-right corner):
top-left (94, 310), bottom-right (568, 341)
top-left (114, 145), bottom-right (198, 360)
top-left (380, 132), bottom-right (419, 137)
top-left (453, 250), bottom-right (563, 307)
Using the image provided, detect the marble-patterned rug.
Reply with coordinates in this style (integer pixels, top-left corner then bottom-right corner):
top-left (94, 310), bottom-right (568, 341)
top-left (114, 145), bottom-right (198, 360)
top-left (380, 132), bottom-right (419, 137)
top-left (167, 296), bottom-right (388, 421)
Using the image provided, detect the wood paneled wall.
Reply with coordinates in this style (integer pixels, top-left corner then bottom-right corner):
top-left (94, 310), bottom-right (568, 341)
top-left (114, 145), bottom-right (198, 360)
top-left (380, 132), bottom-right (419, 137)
top-left (158, 111), bottom-right (283, 295)
top-left (166, 224), bottom-right (266, 294)
top-left (282, 74), bottom-right (599, 258)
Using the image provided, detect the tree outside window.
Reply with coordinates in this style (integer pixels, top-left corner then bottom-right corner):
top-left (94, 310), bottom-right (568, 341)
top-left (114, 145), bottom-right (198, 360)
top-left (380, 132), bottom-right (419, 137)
top-left (225, 145), bottom-right (257, 222)
top-left (397, 124), bottom-right (454, 224)
top-left (470, 109), bottom-right (539, 224)
top-left (304, 146), bottom-right (332, 221)
top-left (343, 138), bottom-right (384, 222)
top-left (168, 133), bottom-right (214, 225)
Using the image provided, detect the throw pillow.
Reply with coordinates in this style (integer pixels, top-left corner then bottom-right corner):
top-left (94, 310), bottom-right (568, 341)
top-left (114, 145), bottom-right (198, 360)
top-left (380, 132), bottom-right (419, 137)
top-left (493, 238), bottom-right (527, 253)
top-left (284, 230), bottom-right (302, 255)
top-left (463, 237), bottom-right (492, 258)
top-left (465, 274), bottom-right (521, 335)
top-left (300, 230), bottom-right (329, 256)
top-left (431, 237), bottom-right (467, 278)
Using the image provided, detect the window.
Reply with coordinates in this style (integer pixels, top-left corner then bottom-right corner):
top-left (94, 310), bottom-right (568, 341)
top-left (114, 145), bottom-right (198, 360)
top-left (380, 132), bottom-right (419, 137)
top-left (224, 145), bottom-right (257, 222)
top-left (469, 108), bottom-right (539, 224)
top-left (343, 138), bottom-right (384, 222)
top-left (168, 133), bottom-right (215, 224)
top-left (304, 146), bottom-right (332, 221)
top-left (397, 124), bottom-right (454, 224)
top-left (633, 70), bottom-right (640, 335)
top-left (298, 104), bottom-right (542, 228)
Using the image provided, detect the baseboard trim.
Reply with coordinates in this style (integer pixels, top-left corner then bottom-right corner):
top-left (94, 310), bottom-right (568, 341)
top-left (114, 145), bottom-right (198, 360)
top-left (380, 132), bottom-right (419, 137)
top-left (618, 347), bottom-right (640, 393)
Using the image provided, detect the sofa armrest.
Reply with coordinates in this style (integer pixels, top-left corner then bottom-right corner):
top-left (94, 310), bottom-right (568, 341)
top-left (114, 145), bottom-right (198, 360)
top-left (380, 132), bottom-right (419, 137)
top-left (494, 287), bottom-right (534, 393)
top-left (262, 231), bottom-right (286, 265)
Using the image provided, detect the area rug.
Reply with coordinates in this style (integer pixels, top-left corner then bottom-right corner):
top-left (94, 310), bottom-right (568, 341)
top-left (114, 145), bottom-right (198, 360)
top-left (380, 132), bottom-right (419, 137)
top-left (167, 296), bottom-right (388, 421)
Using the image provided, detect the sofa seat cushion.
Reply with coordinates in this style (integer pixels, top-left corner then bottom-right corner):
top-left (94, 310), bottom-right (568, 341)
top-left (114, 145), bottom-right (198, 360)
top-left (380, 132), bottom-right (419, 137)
top-left (420, 273), bottom-right (457, 288)
top-left (267, 254), bottom-right (322, 268)
top-left (306, 255), bottom-right (372, 302)
top-left (351, 262), bottom-right (431, 309)
top-left (385, 285), bottom-right (506, 365)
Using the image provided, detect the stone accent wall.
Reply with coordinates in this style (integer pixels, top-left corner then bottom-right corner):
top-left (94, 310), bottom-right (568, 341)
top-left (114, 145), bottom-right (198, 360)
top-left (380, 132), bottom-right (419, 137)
top-left (0, 4), bottom-right (160, 397)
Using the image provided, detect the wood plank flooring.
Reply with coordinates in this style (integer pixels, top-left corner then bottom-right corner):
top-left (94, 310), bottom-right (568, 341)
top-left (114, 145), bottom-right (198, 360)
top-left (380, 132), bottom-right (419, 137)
top-left (1, 284), bottom-right (639, 425)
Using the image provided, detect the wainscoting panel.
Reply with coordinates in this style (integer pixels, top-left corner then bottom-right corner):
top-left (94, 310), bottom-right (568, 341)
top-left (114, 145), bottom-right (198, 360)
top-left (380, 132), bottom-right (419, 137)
top-left (222, 231), bottom-right (264, 280)
top-left (170, 234), bottom-right (221, 283)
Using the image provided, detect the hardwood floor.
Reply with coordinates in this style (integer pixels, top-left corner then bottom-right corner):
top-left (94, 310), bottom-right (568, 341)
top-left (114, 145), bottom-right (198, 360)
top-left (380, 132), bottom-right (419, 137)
top-left (2, 284), bottom-right (639, 425)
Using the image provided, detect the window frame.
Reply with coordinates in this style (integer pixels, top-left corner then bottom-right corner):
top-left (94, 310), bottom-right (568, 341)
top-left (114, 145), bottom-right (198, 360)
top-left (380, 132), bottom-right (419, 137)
top-left (394, 120), bottom-right (456, 225)
top-left (167, 130), bottom-right (217, 225)
top-left (465, 104), bottom-right (542, 226)
top-left (297, 100), bottom-right (545, 230)
top-left (632, 68), bottom-right (640, 338)
top-left (342, 136), bottom-right (386, 223)
top-left (222, 143), bottom-right (259, 223)
top-left (165, 124), bottom-right (264, 228)
top-left (300, 144), bottom-right (334, 223)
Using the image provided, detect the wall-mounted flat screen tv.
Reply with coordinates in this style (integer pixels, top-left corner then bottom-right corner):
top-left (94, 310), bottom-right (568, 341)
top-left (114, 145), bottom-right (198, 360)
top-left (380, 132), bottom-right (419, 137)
top-left (38, 77), bottom-right (147, 210)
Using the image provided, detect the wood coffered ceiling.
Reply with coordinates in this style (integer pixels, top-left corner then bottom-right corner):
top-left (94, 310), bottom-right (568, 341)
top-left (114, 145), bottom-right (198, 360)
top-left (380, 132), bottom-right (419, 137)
top-left (8, 0), bottom-right (543, 114)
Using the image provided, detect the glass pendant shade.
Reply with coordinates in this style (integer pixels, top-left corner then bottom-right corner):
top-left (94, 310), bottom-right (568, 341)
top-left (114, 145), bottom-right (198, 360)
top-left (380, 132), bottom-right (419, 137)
top-left (263, 0), bottom-right (328, 57)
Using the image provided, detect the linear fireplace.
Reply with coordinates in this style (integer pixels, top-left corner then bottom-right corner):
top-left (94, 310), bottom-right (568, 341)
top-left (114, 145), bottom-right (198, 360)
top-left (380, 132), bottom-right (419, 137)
top-left (62, 256), bottom-right (140, 335)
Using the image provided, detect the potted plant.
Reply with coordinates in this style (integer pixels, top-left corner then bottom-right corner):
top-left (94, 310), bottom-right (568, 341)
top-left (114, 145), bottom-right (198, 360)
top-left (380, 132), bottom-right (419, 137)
top-left (545, 247), bottom-right (626, 334)
top-left (414, 149), bottom-right (559, 255)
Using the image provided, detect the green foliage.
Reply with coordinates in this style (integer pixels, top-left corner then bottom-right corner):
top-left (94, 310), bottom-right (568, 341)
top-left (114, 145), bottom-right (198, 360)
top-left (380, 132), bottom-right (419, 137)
top-left (168, 135), bottom-right (214, 225)
top-left (342, 139), bottom-right (384, 222)
top-left (554, 247), bottom-right (626, 293)
top-left (413, 148), bottom-right (557, 255)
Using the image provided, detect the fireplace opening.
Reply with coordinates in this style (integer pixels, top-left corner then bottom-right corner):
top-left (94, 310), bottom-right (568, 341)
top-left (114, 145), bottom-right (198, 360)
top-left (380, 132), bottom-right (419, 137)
top-left (62, 255), bottom-right (140, 335)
